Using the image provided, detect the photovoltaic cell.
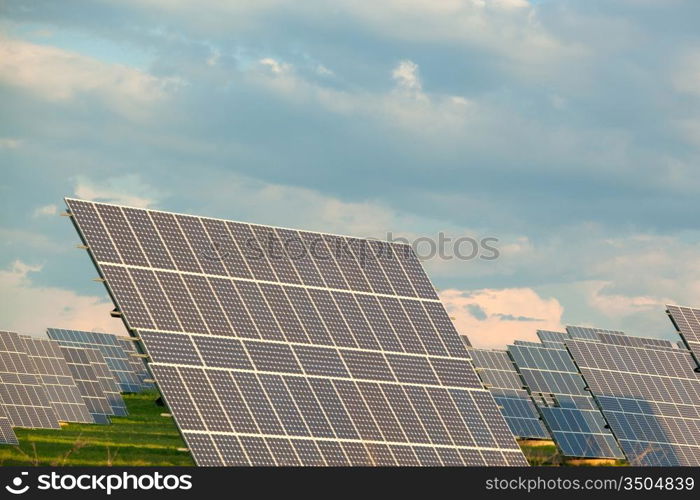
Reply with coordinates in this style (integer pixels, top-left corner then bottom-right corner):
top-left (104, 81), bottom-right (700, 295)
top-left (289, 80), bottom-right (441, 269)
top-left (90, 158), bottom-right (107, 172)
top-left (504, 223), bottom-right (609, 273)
top-left (0, 331), bottom-right (59, 429)
top-left (65, 198), bottom-right (527, 466)
top-left (508, 338), bottom-right (623, 459)
top-left (20, 335), bottom-right (93, 423)
top-left (567, 337), bottom-right (700, 466)
top-left (469, 348), bottom-right (550, 440)
top-left (46, 328), bottom-right (143, 393)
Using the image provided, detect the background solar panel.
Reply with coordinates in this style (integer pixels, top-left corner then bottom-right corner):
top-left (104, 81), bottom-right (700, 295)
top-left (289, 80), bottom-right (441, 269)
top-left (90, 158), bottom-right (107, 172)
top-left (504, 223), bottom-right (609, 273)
top-left (0, 331), bottom-right (60, 429)
top-left (0, 405), bottom-right (18, 444)
top-left (83, 348), bottom-right (128, 416)
top-left (65, 198), bottom-right (527, 467)
top-left (469, 349), bottom-right (550, 440)
top-left (118, 338), bottom-right (155, 390)
top-left (667, 305), bottom-right (700, 366)
top-left (567, 337), bottom-right (700, 466)
top-left (47, 328), bottom-right (144, 393)
top-left (20, 335), bottom-right (93, 423)
top-left (59, 346), bottom-right (114, 424)
top-left (508, 336), bottom-right (623, 459)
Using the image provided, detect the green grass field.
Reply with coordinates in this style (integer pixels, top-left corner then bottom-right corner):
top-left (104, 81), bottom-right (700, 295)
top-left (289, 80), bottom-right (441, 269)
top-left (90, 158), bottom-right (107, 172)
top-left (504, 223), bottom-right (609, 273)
top-left (0, 392), bottom-right (194, 466)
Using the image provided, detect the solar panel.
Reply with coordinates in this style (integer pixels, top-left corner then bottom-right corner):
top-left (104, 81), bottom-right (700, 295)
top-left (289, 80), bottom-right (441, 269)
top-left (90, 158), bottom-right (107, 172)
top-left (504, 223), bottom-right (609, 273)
top-left (566, 338), bottom-right (700, 466)
top-left (59, 346), bottom-right (114, 424)
top-left (667, 305), bottom-right (700, 366)
top-left (118, 337), bottom-right (155, 390)
top-left (0, 331), bottom-right (60, 429)
top-left (469, 349), bottom-right (550, 440)
top-left (19, 335), bottom-right (93, 423)
top-left (508, 339), bottom-right (624, 459)
top-left (64, 198), bottom-right (527, 467)
top-left (566, 326), bottom-right (625, 340)
top-left (47, 328), bottom-right (143, 393)
top-left (0, 405), bottom-right (18, 444)
top-left (83, 347), bottom-right (128, 416)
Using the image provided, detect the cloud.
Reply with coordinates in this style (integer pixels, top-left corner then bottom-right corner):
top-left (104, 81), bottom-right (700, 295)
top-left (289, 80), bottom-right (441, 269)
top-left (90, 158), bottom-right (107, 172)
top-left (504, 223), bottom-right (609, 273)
top-left (32, 204), bottom-right (57, 218)
top-left (74, 174), bottom-right (162, 208)
top-left (0, 36), bottom-right (182, 117)
top-left (439, 287), bottom-right (564, 348)
top-left (0, 260), bottom-right (125, 336)
top-left (0, 138), bottom-right (21, 149)
top-left (392, 60), bottom-right (423, 94)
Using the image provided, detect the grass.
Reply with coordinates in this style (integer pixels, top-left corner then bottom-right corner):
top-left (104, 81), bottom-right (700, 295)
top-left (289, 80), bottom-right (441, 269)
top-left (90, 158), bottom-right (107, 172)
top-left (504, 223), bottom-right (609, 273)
top-left (0, 392), bottom-right (194, 466)
top-left (519, 440), bottom-right (628, 466)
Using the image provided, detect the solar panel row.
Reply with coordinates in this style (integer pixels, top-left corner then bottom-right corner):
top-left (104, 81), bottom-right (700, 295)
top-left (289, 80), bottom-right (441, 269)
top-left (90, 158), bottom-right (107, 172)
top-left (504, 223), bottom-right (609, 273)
top-left (508, 334), bottom-right (624, 459)
top-left (47, 328), bottom-right (145, 393)
top-left (567, 336), bottom-right (700, 466)
top-left (469, 349), bottom-right (550, 440)
top-left (0, 331), bottom-right (60, 430)
top-left (66, 198), bottom-right (528, 467)
top-left (20, 336), bottom-right (93, 423)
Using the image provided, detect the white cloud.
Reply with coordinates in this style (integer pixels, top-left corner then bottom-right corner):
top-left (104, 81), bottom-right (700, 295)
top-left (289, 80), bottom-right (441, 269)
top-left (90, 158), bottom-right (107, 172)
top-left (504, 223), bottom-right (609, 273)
top-left (259, 57), bottom-right (291, 75)
top-left (74, 173), bottom-right (162, 208)
top-left (392, 60), bottom-right (422, 94)
top-left (0, 138), bottom-right (21, 149)
top-left (0, 36), bottom-right (182, 117)
top-left (0, 260), bottom-right (125, 336)
top-left (439, 287), bottom-right (564, 348)
top-left (32, 204), bottom-right (58, 218)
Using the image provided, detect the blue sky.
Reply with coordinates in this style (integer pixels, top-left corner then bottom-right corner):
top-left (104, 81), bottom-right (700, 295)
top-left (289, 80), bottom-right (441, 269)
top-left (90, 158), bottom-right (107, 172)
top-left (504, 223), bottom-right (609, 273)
top-left (2, 0), bottom-right (700, 346)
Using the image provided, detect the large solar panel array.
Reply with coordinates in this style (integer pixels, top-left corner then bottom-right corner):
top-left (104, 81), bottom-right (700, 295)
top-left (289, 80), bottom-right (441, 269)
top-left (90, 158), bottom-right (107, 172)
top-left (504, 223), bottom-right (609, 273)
top-left (567, 335), bottom-right (700, 466)
top-left (47, 328), bottom-right (143, 393)
top-left (118, 337), bottom-right (155, 390)
top-left (65, 198), bottom-right (527, 466)
top-left (20, 335), bottom-right (93, 423)
top-left (469, 349), bottom-right (550, 440)
top-left (0, 405), bottom-right (18, 445)
top-left (59, 346), bottom-right (114, 424)
top-left (507, 332), bottom-right (624, 459)
top-left (0, 331), bottom-right (60, 429)
top-left (667, 305), bottom-right (700, 366)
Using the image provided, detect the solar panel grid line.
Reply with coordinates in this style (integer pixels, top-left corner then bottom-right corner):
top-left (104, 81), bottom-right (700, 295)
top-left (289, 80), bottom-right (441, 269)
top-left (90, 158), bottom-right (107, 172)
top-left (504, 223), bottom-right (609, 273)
top-left (66, 198), bottom-right (525, 466)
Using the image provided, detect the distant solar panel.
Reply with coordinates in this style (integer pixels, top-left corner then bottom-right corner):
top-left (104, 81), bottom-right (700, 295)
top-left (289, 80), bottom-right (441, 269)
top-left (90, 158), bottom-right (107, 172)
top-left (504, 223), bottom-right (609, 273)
top-left (47, 328), bottom-right (143, 393)
top-left (65, 198), bottom-right (527, 466)
top-left (567, 338), bottom-right (700, 466)
top-left (469, 349), bottom-right (550, 440)
top-left (508, 339), bottom-right (623, 459)
top-left (0, 405), bottom-right (18, 445)
top-left (20, 335), bottom-right (93, 423)
top-left (566, 326), bottom-right (625, 340)
top-left (59, 346), bottom-right (114, 424)
top-left (667, 305), bottom-right (700, 365)
top-left (83, 347), bottom-right (128, 416)
top-left (0, 331), bottom-right (59, 429)
top-left (117, 338), bottom-right (155, 390)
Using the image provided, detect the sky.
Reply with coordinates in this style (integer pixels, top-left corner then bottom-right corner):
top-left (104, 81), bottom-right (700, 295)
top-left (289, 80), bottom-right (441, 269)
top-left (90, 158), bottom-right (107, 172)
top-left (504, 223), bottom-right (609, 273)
top-left (2, 0), bottom-right (700, 347)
